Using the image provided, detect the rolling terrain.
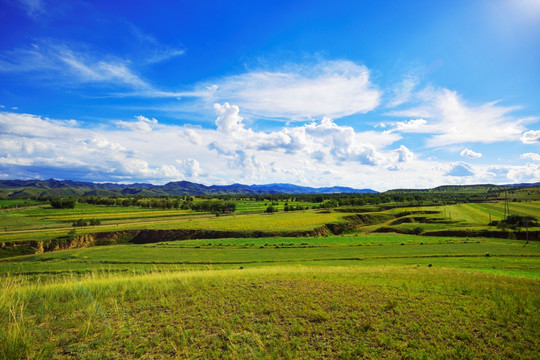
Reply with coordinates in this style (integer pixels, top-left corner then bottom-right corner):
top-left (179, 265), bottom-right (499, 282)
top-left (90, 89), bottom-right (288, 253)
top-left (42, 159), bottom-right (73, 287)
top-left (0, 184), bottom-right (538, 359)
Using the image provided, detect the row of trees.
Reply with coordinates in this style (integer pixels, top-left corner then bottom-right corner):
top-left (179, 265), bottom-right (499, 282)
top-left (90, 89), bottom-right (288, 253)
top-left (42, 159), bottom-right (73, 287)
top-left (45, 186), bottom-right (524, 211)
top-left (50, 198), bottom-right (76, 209)
top-left (491, 215), bottom-right (538, 232)
top-left (78, 197), bottom-right (182, 209)
top-left (72, 218), bottom-right (101, 227)
top-left (190, 201), bottom-right (236, 214)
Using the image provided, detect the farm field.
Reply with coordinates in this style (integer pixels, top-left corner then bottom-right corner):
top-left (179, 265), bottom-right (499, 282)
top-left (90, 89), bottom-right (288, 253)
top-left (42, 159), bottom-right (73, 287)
top-left (2, 200), bottom-right (540, 242)
top-left (0, 196), bottom-right (539, 358)
top-left (2, 235), bottom-right (539, 277)
top-left (0, 201), bottom-right (339, 238)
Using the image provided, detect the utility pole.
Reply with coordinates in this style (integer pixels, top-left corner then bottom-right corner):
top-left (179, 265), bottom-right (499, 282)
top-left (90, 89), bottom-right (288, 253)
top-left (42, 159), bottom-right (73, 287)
top-left (526, 218), bottom-right (529, 245)
top-left (503, 191), bottom-right (507, 220)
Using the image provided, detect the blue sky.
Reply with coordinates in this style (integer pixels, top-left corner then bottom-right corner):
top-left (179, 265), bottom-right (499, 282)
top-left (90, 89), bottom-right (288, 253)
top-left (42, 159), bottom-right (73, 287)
top-left (0, 0), bottom-right (539, 190)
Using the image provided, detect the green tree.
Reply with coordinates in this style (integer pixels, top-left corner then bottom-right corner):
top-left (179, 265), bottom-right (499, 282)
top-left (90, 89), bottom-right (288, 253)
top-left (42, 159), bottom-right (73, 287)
top-left (498, 215), bottom-right (537, 235)
top-left (265, 205), bottom-right (277, 213)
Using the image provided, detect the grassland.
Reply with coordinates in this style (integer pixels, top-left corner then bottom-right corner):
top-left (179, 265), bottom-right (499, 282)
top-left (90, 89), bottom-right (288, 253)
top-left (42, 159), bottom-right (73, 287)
top-left (0, 197), bottom-right (538, 358)
top-left (1, 266), bottom-right (538, 359)
top-left (2, 234), bottom-right (538, 277)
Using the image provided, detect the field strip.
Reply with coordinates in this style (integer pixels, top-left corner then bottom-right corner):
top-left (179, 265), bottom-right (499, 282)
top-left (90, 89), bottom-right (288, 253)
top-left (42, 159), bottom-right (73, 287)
top-left (18, 254), bottom-right (537, 266)
top-left (476, 203), bottom-right (507, 218)
top-left (0, 213), bottom-right (218, 235)
top-left (466, 203), bottom-right (494, 217)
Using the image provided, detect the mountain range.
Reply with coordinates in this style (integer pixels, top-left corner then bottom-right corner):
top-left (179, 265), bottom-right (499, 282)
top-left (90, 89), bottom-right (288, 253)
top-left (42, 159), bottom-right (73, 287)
top-left (1, 179), bottom-right (538, 198)
top-left (0, 179), bottom-right (377, 198)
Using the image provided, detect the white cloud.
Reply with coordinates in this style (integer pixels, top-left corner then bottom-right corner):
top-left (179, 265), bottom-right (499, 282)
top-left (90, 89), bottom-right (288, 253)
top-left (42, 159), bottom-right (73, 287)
top-left (205, 60), bottom-right (381, 120)
top-left (460, 148), bottom-right (483, 158)
top-left (446, 162), bottom-right (475, 177)
top-left (521, 130), bottom-right (540, 144)
top-left (521, 152), bottom-right (540, 161)
top-left (87, 137), bottom-right (126, 152)
top-left (387, 74), bottom-right (419, 108)
top-left (0, 42), bottom-right (151, 90)
top-left (507, 163), bottom-right (540, 183)
top-left (0, 111), bottom-right (185, 183)
top-left (1, 108), bottom-right (537, 189)
top-left (214, 103), bottom-right (249, 136)
top-left (181, 128), bottom-right (203, 145)
top-left (176, 158), bottom-right (204, 178)
top-left (15, 0), bottom-right (44, 16)
top-left (392, 119), bottom-right (427, 132)
top-left (115, 115), bottom-right (158, 132)
top-left (129, 26), bottom-right (185, 64)
top-left (387, 88), bottom-right (528, 146)
top-left (396, 145), bottom-right (414, 163)
top-left (206, 104), bottom-right (409, 178)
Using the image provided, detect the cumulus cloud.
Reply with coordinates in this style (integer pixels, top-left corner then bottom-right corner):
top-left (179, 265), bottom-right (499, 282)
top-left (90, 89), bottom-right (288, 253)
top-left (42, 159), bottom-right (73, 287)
top-left (396, 145), bottom-right (414, 163)
top-left (506, 163), bottom-right (540, 183)
top-left (393, 119), bottom-right (427, 132)
top-left (176, 158), bottom-right (204, 178)
top-left (521, 130), bottom-right (540, 144)
top-left (521, 153), bottom-right (540, 161)
top-left (446, 162), bottom-right (475, 177)
top-left (0, 111), bottom-right (187, 182)
top-left (207, 104), bottom-right (405, 172)
top-left (87, 137), bottom-right (126, 152)
top-left (205, 60), bottom-right (381, 120)
top-left (1, 107), bottom-right (536, 189)
top-left (460, 148), bottom-right (482, 158)
top-left (214, 103), bottom-right (249, 136)
top-left (181, 128), bottom-right (203, 145)
top-left (387, 88), bottom-right (528, 146)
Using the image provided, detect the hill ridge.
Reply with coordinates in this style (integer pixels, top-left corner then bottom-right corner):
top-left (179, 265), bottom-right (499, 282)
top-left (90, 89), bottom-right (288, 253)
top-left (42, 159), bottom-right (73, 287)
top-left (0, 179), bottom-right (376, 197)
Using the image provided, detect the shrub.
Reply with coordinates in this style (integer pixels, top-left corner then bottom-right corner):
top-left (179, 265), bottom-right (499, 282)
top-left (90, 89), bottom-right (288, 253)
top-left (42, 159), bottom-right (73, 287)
top-left (413, 226), bottom-right (424, 235)
top-left (50, 198), bottom-right (76, 209)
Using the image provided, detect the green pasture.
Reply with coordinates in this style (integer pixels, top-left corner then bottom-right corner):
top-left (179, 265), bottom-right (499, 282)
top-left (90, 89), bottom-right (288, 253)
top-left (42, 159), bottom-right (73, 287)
top-left (0, 199), bottom-right (40, 208)
top-left (2, 234), bottom-right (538, 278)
top-left (234, 200), bottom-right (314, 214)
top-left (1, 266), bottom-right (538, 359)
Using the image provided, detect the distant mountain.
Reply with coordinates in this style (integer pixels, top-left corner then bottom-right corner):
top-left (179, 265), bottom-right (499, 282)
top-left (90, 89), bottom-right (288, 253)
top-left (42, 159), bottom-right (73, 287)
top-left (0, 179), bottom-right (377, 198)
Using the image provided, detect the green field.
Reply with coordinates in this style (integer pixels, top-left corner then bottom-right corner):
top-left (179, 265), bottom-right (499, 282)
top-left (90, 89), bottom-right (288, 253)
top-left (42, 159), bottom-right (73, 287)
top-left (2, 200), bottom-right (539, 243)
top-left (0, 203), bottom-right (344, 242)
top-left (0, 197), bottom-right (539, 358)
top-left (2, 234), bottom-right (538, 277)
top-left (1, 265), bottom-right (538, 359)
